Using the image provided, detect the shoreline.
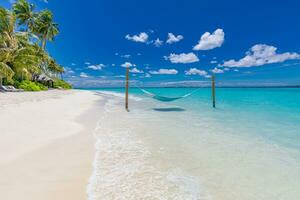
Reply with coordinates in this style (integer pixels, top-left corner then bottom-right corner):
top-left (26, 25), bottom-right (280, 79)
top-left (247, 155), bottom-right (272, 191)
top-left (0, 90), bottom-right (103, 200)
top-left (1, 89), bottom-right (300, 199)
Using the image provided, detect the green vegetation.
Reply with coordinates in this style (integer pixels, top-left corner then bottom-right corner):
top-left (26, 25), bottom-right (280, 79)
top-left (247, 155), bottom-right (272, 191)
top-left (53, 79), bottom-right (72, 89)
top-left (18, 80), bottom-right (47, 91)
top-left (0, 0), bottom-right (71, 91)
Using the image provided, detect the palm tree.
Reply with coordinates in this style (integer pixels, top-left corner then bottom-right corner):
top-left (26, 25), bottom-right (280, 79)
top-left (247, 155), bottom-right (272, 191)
top-left (34, 10), bottom-right (59, 49)
top-left (0, 8), bottom-right (41, 81)
top-left (13, 0), bottom-right (35, 32)
top-left (1, 2), bottom-right (66, 88)
top-left (0, 8), bottom-right (17, 82)
top-left (0, 8), bottom-right (18, 49)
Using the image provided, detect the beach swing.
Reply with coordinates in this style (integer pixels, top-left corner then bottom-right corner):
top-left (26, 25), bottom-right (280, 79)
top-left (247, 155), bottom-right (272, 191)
top-left (124, 65), bottom-right (216, 111)
top-left (139, 87), bottom-right (200, 102)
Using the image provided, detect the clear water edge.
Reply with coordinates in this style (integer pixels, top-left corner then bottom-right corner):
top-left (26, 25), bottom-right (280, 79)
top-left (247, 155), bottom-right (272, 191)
top-left (86, 88), bottom-right (300, 200)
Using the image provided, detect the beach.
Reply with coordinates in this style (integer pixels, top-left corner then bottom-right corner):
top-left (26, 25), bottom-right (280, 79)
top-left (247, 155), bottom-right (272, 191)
top-left (1, 88), bottom-right (300, 200)
top-left (0, 90), bottom-right (102, 200)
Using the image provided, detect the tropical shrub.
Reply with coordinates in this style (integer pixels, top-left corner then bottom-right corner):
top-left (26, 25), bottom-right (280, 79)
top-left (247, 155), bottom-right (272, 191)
top-left (18, 80), bottom-right (47, 91)
top-left (53, 79), bottom-right (72, 89)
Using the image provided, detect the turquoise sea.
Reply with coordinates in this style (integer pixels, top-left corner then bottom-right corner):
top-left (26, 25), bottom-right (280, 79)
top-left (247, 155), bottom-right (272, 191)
top-left (86, 88), bottom-right (300, 200)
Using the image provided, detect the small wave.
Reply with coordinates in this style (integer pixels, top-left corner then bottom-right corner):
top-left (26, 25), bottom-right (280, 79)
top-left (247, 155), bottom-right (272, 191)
top-left (87, 124), bottom-right (211, 199)
top-left (96, 91), bottom-right (142, 101)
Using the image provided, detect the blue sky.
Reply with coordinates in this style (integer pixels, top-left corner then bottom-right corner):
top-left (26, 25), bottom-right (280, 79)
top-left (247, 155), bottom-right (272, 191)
top-left (2, 0), bottom-right (300, 87)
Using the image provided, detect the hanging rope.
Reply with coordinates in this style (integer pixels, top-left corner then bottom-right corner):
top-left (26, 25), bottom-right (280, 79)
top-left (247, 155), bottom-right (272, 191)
top-left (138, 87), bottom-right (201, 102)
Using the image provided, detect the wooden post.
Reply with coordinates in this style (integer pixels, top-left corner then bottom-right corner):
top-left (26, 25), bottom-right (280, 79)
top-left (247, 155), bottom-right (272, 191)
top-left (125, 67), bottom-right (129, 111)
top-left (212, 74), bottom-right (216, 108)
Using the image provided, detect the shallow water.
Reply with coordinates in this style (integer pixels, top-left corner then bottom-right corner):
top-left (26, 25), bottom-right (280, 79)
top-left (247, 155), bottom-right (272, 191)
top-left (87, 88), bottom-right (300, 200)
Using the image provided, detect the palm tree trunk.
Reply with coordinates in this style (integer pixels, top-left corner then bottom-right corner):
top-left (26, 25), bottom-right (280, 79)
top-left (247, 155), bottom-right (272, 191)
top-left (42, 37), bottom-right (46, 49)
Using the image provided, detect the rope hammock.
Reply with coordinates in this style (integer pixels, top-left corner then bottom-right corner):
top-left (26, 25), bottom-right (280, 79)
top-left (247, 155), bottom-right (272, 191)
top-left (139, 88), bottom-right (201, 102)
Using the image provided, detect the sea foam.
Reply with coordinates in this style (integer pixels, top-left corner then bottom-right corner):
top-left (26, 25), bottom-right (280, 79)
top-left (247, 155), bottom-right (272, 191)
top-left (87, 95), bottom-right (211, 200)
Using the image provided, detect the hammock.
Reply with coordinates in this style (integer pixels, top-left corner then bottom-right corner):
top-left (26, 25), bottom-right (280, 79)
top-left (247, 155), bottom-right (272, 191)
top-left (139, 88), bottom-right (199, 102)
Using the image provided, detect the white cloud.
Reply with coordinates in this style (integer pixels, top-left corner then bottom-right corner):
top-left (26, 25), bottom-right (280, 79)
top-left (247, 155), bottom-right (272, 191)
top-left (114, 75), bottom-right (125, 78)
top-left (121, 54), bottom-right (131, 58)
top-left (64, 67), bottom-right (75, 74)
top-left (193, 29), bottom-right (225, 50)
top-left (224, 68), bottom-right (230, 71)
top-left (185, 68), bottom-right (208, 77)
top-left (210, 60), bottom-right (218, 64)
top-left (234, 69), bottom-right (239, 72)
top-left (125, 32), bottom-right (149, 43)
top-left (164, 53), bottom-right (199, 64)
top-left (166, 33), bottom-right (183, 44)
top-left (130, 67), bottom-right (144, 73)
top-left (154, 38), bottom-right (163, 47)
top-left (85, 62), bottom-right (91, 65)
top-left (87, 64), bottom-right (104, 70)
top-left (222, 44), bottom-right (300, 68)
top-left (150, 69), bottom-right (178, 75)
top-left (71, 63), bottom-right (76, 66)
top-left (159, 80), bottom-right (210, 87)
top-left (111, 64), bottom-right (116, 67)
top-left (80, 72), bottom-right (89, 78)
top-left (145, 73), bottom-right (151, 78)
top-left (211, 67), bottom-right (224, 74)
top-left (121, 62), bottom-right (135, 68)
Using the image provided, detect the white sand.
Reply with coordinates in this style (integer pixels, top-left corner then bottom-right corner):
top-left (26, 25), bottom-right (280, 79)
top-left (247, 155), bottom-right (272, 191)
top-left (0, 90), bottom-right (103, 200)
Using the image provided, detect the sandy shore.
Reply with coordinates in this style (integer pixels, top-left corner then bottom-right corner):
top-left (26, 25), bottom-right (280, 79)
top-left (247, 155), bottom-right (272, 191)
top-left (0, 90), bottom-right (103, 200)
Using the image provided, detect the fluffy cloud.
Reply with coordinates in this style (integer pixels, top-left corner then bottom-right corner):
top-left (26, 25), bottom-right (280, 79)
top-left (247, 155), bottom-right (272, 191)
top-left (154, 38), bottom-right (163, 47)
top-left (149, 69), bottom-right (178, 75)
top-left (121, 54), bottom-right (131, 58)
top-left (80, 72), bottom-right (89, 78)
top-left (166, 33), bottom-right (184, 44)
top-left (193, 29), bottom-right (225, 50)
top-left (210, 60), bottom-right (217, 64)
top-left (121, 62), bottom-right (135, 68)
top-left (125, 32), bottom-right (149, 43)
top-left (63, 67), bottom-right (74, 75)
top-left (222, 44), bottom-right (300, 68)
top-left (130, 67), bottom-right (144, 73)
top-left (164, 53), bottom-right (199, 64)
top-left (87, 64), bottom-right (104, 70)
top-left (145, 73), bottom-right (151, 78)
top-left (84, 62), bottom-right (91, 65)
top-left (185, 68), bottom-right (209, 78)
top-left (211, 67), bottom-right (224, 74)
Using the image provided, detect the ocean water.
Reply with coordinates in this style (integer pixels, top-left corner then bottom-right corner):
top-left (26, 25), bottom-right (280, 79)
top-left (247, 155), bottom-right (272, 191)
top-left (86, 88), bottom-right (300, 200)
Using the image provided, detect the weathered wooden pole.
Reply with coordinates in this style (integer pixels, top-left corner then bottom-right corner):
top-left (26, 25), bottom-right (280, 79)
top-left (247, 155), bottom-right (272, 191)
top-left (212, 74), bottom-right (216, 108)
top-left (125, 66), bottom-right (129, 111)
